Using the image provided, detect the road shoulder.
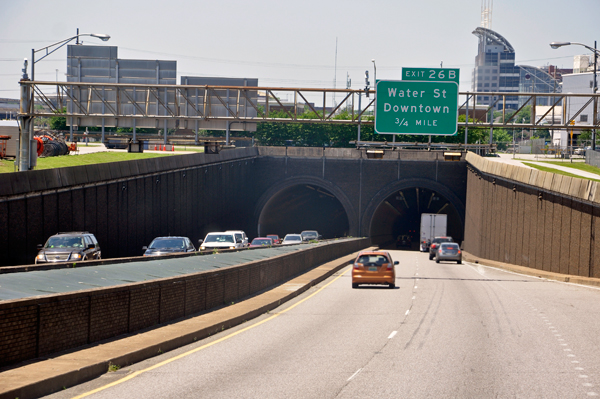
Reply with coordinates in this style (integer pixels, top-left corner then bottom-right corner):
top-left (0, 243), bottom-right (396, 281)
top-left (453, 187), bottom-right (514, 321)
top-left (463, 251), bottom-right (600, 288)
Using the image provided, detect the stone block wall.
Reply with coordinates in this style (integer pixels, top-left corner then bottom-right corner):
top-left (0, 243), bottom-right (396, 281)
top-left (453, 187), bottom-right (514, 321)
top-left (464, 152), bottom-right (600, 277)
top-left (0, 148), bottom-right (259, 266)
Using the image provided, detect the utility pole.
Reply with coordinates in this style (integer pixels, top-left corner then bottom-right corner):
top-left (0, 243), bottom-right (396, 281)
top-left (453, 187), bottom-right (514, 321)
top-left (358, 71), bottom-right (369, 145)
top-left (357, 93), bottom-right (362, 144)
top-left (18, 59), bottom-right (32, 171)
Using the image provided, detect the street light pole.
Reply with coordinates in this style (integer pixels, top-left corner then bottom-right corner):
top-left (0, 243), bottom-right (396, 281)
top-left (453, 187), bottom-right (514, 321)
top-left (31, 31), bottom-right (110, 87)
top-left (371, 59), bottom-right (376, 86)
top-left (550, 40), bottom-right (599, 150)
top-left (19, 30), bottom-right (110, 171)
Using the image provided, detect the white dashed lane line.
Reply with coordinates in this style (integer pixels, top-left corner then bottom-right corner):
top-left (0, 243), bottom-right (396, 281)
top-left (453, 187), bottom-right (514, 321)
top-left (388, 331), bottom-right (397, 339)
top-left (523, 299), bottom-right (598, 397)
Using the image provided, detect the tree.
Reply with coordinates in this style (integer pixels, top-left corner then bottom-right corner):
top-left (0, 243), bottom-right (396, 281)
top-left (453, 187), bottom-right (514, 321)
top-left (201, 107), bottom-right (498, 148)
top-left (531, 128), bottom-right (551, 140)
top-left (49, 107), bottom-right (67, 131)
top-left (492, 128), bottom-right (512, 150)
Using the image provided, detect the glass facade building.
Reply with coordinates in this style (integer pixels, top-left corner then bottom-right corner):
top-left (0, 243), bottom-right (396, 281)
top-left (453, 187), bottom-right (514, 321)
top-left (472, 27), bottom-right (561, 111)
top-left (518, 65), bottom-right (561, 107)
top-left (472, 27), bottom-right (520, 111)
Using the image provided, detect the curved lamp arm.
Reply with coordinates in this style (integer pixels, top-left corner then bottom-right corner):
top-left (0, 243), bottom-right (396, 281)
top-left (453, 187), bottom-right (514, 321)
top-left (31, 33), bottom-right (110, 80)
top-left (550, 41), bottom-right (599, 56)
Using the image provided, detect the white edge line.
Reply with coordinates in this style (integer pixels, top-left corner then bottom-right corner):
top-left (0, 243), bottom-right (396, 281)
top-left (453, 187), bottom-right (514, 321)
top-left (464, 261), bottom-right (600, 292)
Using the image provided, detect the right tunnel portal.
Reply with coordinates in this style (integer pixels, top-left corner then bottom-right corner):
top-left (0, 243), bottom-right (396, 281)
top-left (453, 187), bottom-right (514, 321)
top-left (369, 186), bottom-right (463, 249)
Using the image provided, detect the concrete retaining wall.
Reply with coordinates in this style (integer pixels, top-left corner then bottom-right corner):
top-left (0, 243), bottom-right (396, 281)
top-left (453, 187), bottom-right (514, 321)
top-left (0, 238), bottom-right (370, 368)
top-left (257, 146), bottom-right (463, 161)
top-left (464, 152), bottom-right (600, 276)
top-left (0, 146), bottom-right (469, 266)
top-left (0, 148), bottom-right (259, 266)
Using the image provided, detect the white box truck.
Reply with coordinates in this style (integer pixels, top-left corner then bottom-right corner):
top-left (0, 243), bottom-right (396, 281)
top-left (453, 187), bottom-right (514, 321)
top-left (420, 213), bottom-right (447, 252)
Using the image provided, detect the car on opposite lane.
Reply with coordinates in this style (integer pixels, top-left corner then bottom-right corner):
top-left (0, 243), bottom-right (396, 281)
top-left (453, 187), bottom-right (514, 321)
top-left (199, 232), bottom-right (244, 251)
top-left (429, 236), bottom-right (454, 260)
top-left (435, 242), bottom-right (462, 264)
top-left (281, 234), bottom-right (303, 245)
top-left (142, 236), bottom-right (195, 256)
top-left (300, 230), bottom-right (322, 241)
top-left (249, 237), bottom-right (274, 248)
top-left (35, 231), bottom-right (101, 264)
top-left (351, 250), bottom-right (398, 289)
top-left (266, 234), bottom-right (281, 244)
top-left (226, 230), bottom-right (249, 247)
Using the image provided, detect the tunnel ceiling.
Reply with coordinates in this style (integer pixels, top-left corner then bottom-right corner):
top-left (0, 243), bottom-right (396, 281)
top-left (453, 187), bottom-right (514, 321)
top-left (370, 187), bottom-right (463, 247)
top-left (258, 184), bottom-right (349, 239)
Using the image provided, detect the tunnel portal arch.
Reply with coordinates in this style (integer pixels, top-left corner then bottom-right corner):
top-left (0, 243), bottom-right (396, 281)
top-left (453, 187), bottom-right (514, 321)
top-left (362, 178), bottom-right (466, 247)
top-left (253, 177), bottom-right (357, 240)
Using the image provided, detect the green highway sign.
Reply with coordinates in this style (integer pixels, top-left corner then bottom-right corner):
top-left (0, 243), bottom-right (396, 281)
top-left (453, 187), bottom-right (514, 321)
top-left (402, 67), bottom-right (460, 84)
top-left (374, 80), bottom-right (459, 136)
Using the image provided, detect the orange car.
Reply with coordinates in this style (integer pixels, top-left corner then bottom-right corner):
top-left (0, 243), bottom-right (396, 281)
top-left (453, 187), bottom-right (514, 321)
top-left (351, 251), bottom-right (398, 289)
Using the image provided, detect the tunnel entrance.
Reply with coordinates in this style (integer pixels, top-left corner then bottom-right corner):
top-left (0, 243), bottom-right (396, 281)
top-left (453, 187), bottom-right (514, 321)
top-left (257, 184), bottom-right (349, 239)
top-left (369, 187), bottom-right (463, 249)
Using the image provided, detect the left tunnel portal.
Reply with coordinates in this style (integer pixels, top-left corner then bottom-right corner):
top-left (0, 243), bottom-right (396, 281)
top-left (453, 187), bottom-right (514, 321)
top-left (257, 184), bottom-right (350, 239)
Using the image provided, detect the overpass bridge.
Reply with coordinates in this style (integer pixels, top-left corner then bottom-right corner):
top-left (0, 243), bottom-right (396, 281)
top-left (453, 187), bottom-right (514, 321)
top-left (24, 81), bottom-right (599, 131)
top-left (16, 80), bottom-right (600, 171)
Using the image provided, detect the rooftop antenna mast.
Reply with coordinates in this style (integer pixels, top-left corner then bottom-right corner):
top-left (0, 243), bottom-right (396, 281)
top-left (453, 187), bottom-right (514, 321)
top-left (481, 0), bottom-right (493, 29)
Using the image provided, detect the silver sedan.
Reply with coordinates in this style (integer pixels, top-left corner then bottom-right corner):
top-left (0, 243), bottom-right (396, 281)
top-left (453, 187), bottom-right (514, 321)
top-left (435, 242), bottom-right (462, 264)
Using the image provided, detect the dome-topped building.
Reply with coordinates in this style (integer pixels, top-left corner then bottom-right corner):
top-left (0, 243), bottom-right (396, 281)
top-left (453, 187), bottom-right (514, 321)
top-left (472, 27), bottom-right (520, 111)
top-left (471, 26), bottom-right (563, 112)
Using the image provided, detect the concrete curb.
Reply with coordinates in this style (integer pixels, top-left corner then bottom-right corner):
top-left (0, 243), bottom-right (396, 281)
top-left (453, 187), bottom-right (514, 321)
top-left (0, 249), bottom-right (370, 399)
top-left (463, 251), bottom-right (600, 288)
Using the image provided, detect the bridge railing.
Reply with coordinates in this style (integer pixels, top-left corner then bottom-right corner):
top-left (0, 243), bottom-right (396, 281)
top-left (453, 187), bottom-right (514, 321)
top-left (20, 81), bottom-right (600, 131)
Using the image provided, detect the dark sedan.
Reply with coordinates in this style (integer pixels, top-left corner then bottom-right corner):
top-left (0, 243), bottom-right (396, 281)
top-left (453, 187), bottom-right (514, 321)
top-left (429, 236), bottom-right (454, 260)
top-left (143, 236), bottom-right (195, 256)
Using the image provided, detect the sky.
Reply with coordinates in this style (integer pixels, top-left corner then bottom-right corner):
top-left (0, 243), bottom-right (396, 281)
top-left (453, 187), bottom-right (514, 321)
top-left (1, 0), bottom-right (599, 101)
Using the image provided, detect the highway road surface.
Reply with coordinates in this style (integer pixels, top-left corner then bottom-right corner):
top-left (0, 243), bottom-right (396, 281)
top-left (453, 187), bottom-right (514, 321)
top-left (46, 250), bottom-right (600, 398)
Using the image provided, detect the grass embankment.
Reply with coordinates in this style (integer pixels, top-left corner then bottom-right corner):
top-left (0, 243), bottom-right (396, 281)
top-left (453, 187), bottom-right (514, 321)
top-left (521, 161), bottom-right (600, 183)
top-left (0, 152), bottom-right (178, 174)
top-left (534, 160), bottom-right (600, 175)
